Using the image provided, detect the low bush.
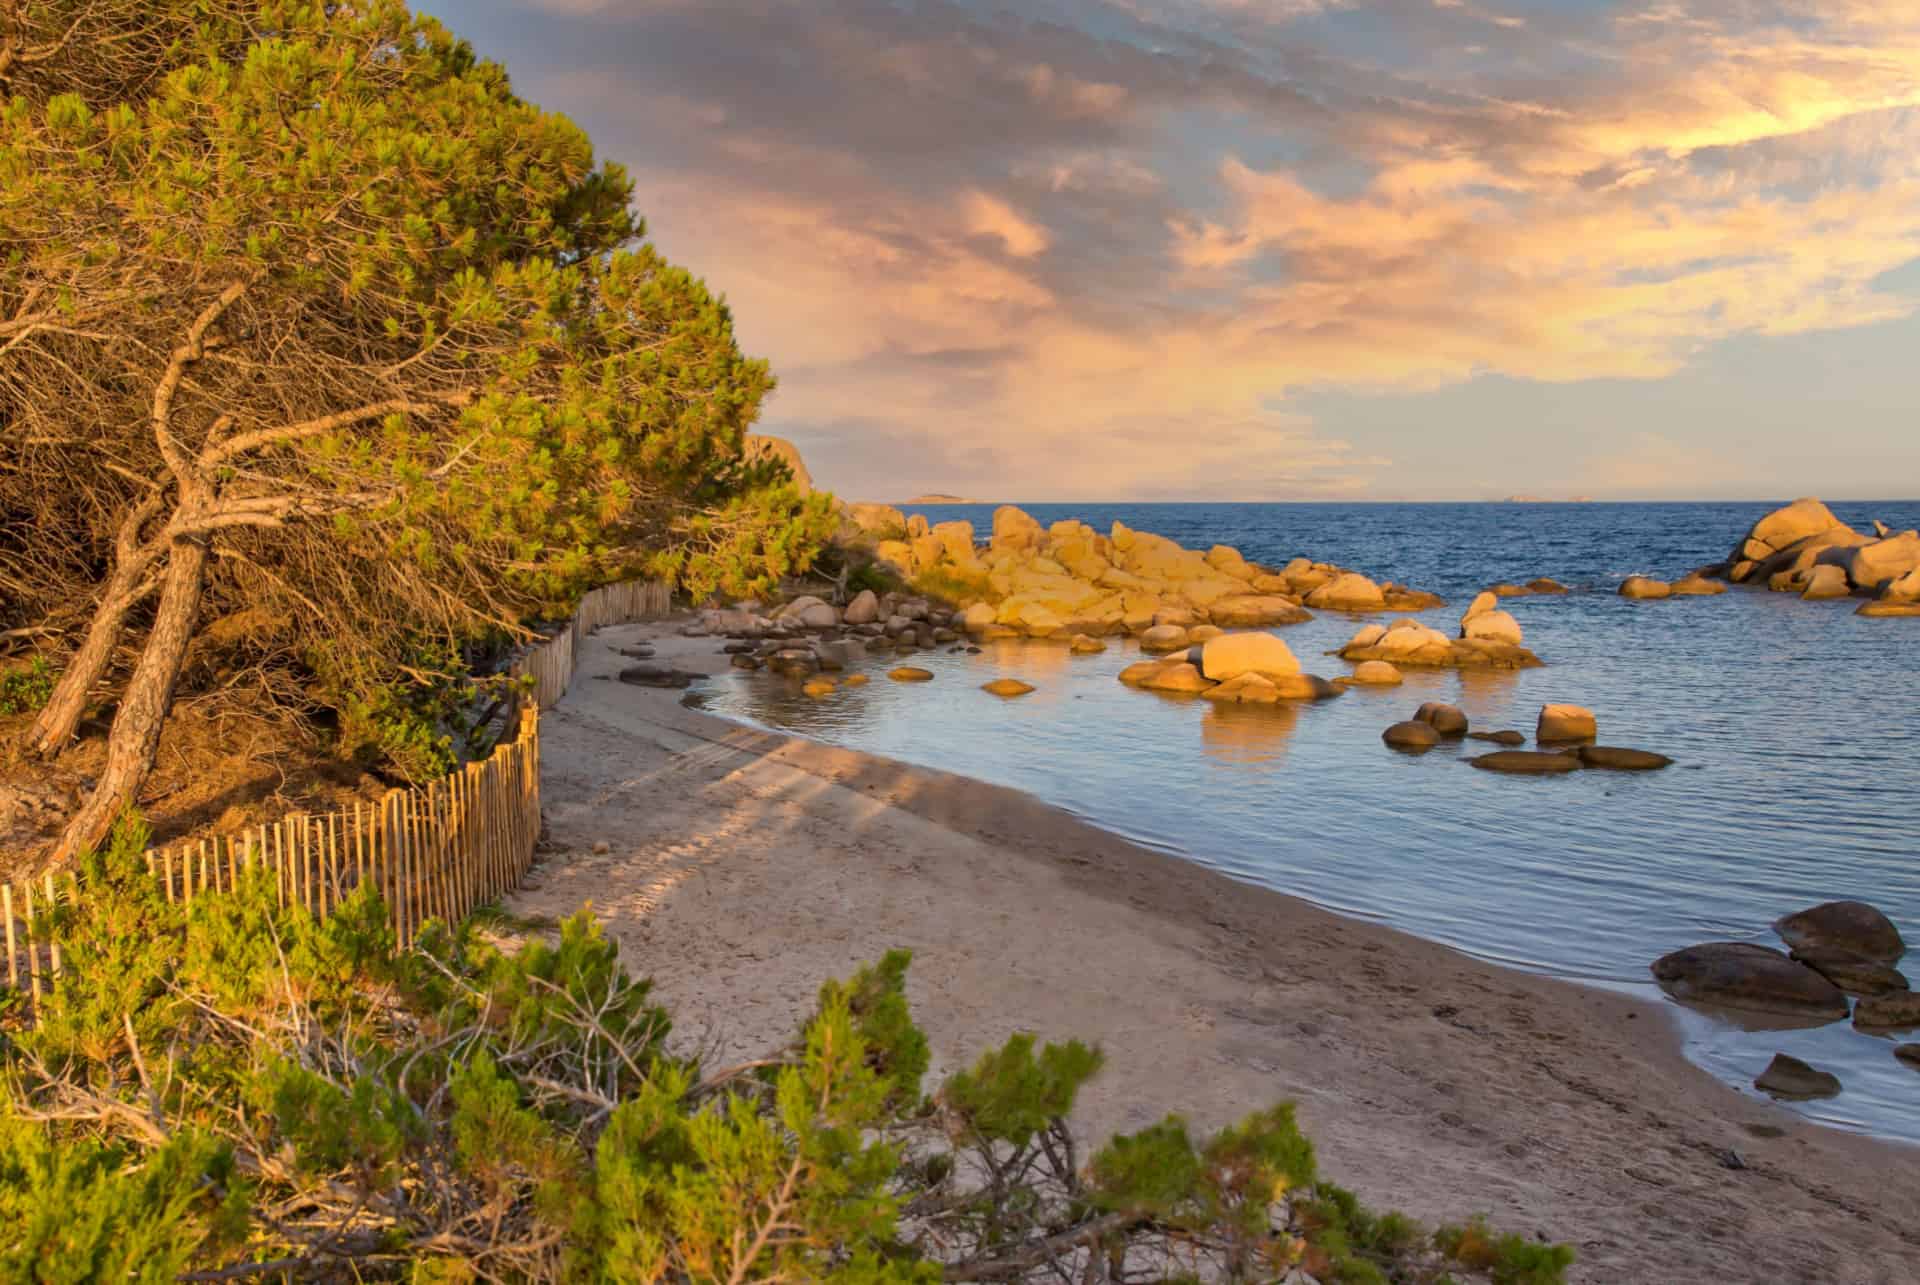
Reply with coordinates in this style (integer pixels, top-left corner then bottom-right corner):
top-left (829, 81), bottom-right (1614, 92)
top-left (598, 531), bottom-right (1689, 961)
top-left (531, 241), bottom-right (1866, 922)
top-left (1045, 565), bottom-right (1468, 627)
top-left (0, 820), bottom-right (1572, 1282)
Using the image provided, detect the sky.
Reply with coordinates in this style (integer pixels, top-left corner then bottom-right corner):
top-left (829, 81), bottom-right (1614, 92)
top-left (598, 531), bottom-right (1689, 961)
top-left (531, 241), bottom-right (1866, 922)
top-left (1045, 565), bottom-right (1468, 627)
top-left (428, 0), bottom-right (1920, 502)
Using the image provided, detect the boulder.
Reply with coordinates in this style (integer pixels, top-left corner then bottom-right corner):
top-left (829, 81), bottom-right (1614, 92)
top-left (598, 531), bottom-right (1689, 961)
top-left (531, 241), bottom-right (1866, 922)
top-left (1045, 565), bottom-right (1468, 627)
top-left (846, 502), bottom-right (906, 536)
top-left (1381, 587), bottom-right (1445, 611)
top-left (1069, 634), bottom-right (1106, 654)
top-left (1789, 949), bottom-right (1909, 996)
top-left (1140, 624), bottom-right (1192, 653)
top-left (1304, 572), bottom-right (1387, 611)
top-left (1139, 662), bottom-right (1213, 694)
top-left (1884, 568), bottom-right (1920, 602)
top-left (795, 602), bottom-right (840, 629)
top-left (1205, 544), bottom-right (1257, 581)
top-left (1382, 721), bottom-right (1440, 751)
top-left (844, 673), bottom-right (870, 687)
top-left (1774, 901), bottom-right (1905, 962)
top-left (1753, 1054), bottom-right (1842, 1101)
top-left (801, 677), bottom-right (838, 698)
top-left (982, 678), bottom-right (1036, 698)
top-left (1467, 730), bottom-right (1526, 746)
top-left (990, 505), bottom-right (1045, 553)
top-left (1669, 574), bottom-right (1726, 597)
top-left (1854, 992), bottom-right (1920, 1031)
top-left (875, 539), bottom-right (916, 575)
top-left (1470, 750), bottom-right (1580, 774)
top-left (1208, 594), bottom-right (1312, 627)
top-left (1152, 606), bottom-right (1199, 628)
top-left (1461, 609), bottom-right (1523, 646)
top-left (887, 666), bottom-right (935, 682)
top-left (1200, 632), bottom-right (1301, 682)
top-left (1649, 942), bottom-right (1849, 1019)
top-left (1526, 578), bottom-right (1569, 594)
top-left (1188, 624), bottom-right (1224, 643)
top-left (1462, 590), bottom-right (1497, 623)
top-left (742, 434), bottom-right (812, 495)
top-left (1118, 659), bottom-right (1167, 686)
top-left (1350, 660), bottom-right (1402, 686)
top-left (1200, 672), bottom-right (1281, 704)
top-left (1537, 704), bottom-right (1597, 743)
top-left (1575, 746), bottom-right (1673, 771)
top-left (1371, 622), bottom-right (1451, 661)
top-left (844, 590), bottom-right (881, 625)
top-left (1746, 498), bottom-right (1844, 556)
top-left (1800, 564), bottom-right (1850, 600)
top-left (1347, 623), bottom-right (1387, 650)
top-left (730, 653), bottom-right (762, 670)
top-left (1270, 673), bottom-right (1341, 701)
top-left (932, 519), bottom-right (976, 564)
top-left (959, 602), bottom-right (998, 633)
top-left (1414, 702), bottom-right (1468, 736)
top-left (905, 513), bottom-right (930, 539)
top-left (1619, 576), bottom-right (1671, 600)
top-left (766, 649), bottom-right (820, 677)
top-left (1844, 531), bottom-right (1920, 592)
top-left (816, 639), bottom-right (867, 670)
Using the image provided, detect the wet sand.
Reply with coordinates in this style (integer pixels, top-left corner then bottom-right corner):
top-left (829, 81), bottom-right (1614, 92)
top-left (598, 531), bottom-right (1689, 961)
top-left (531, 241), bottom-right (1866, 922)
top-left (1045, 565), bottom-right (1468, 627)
top-left (510, 619), bottom-right (1919, 1283)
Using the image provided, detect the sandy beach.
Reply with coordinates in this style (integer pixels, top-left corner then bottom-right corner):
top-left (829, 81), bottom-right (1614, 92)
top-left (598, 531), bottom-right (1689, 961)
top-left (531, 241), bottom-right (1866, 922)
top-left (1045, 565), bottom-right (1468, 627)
top-left (509, 619), bottom-right (1920, 1284)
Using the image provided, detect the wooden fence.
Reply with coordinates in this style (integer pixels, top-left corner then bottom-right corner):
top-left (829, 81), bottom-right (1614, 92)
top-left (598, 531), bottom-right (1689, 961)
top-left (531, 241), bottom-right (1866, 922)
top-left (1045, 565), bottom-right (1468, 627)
top-left (2, 578), bottom-right (671, 1009)
top-left (510, 578), bottom-right (671, 709)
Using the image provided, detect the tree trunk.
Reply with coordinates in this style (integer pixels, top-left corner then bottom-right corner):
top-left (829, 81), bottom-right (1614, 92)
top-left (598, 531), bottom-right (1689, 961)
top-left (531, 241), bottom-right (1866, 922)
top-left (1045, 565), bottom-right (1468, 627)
top-left (53, 535), bottom-right (209, 862)
top-left (25, 561), bottom-right (151, 758)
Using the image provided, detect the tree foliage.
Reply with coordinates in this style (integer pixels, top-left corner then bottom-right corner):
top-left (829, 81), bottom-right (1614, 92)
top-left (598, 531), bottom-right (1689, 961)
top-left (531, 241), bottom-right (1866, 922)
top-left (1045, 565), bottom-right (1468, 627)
top-left (0, 0), bottom-right (835, 855)
top-left (0, 820), bottom-right (1573, 1283)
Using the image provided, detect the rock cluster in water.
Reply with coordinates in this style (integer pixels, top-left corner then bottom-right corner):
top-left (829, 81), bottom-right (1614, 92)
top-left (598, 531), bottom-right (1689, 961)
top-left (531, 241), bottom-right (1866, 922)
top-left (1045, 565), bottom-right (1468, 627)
top-left (1119, 632), bottom-right (1343, 703)
top-left (839, 503), bottom-right (1443, 640)
top-left (1651, 899), bottom-right (1916, 1097)
top-left (1714, 498), bottom-right (1920, 615)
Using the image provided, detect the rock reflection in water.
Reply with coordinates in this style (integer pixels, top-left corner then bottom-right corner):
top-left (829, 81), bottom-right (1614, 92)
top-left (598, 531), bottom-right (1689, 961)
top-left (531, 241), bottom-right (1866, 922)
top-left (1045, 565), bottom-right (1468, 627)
top-left (1199, 701), bottom-right (1305, 766)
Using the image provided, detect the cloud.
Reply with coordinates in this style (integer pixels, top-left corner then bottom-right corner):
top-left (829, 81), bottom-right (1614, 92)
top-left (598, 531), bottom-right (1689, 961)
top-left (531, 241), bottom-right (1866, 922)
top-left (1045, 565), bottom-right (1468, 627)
top-left (467, 0), bottom-right (1920, 499)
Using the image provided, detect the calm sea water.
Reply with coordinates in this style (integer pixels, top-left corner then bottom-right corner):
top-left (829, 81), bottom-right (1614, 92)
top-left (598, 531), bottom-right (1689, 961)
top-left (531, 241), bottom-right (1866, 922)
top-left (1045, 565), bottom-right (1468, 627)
top-left (701, 501), bottom-right (1920, 1142)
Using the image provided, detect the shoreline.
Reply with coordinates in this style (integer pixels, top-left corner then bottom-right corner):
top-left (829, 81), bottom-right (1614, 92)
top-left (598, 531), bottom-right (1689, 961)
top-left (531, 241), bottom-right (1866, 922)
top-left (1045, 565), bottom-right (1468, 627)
top-left (512, 619), bottom-right (1920, 1283)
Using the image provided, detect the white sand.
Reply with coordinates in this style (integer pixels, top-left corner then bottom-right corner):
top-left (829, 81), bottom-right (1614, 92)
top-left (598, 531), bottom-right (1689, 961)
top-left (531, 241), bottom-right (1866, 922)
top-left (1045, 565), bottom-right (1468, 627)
top-left (510, 620), bottom-right (1920, 1283)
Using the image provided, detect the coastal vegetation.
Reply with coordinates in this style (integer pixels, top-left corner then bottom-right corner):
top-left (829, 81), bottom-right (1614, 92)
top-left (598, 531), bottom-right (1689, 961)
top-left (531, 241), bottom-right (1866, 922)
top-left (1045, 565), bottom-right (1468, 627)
top-left (0, 818), bottom-right (1572, 1283)
top-left (0, 0), bottom-right (833, 861)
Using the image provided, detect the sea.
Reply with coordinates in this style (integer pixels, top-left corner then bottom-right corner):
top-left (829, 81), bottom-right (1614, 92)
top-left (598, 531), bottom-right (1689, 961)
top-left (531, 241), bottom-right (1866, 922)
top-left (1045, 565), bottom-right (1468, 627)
top-left (698, 501), bottom-right (1920, 1144)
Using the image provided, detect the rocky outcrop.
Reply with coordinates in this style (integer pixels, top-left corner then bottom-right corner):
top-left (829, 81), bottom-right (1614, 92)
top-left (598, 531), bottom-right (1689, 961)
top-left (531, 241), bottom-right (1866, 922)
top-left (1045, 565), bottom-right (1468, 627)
top-left (841, 504), bottom-right (1442, 642)
top-left (1725, 498), bottom-right (1920, 603)
top-left (1650, 942), bottom-right (1849, 1019)
top-left (743, 434), bottom-right (813, 495)
top-left (1338, 618), bottom-right (1541, 670)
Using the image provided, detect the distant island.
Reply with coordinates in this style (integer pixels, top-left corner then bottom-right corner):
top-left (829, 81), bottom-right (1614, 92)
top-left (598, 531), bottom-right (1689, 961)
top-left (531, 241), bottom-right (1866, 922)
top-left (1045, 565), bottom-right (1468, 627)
top-left (1498, 494), bottom-right (1594, 503)
top-left (902, 492), bottom-right (990, 505)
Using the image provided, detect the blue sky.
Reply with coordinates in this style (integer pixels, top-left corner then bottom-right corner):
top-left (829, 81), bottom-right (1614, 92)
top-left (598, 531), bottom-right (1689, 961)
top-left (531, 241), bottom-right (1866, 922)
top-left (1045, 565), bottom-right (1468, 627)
top-left (428, 0), bottom-right (1920, 501)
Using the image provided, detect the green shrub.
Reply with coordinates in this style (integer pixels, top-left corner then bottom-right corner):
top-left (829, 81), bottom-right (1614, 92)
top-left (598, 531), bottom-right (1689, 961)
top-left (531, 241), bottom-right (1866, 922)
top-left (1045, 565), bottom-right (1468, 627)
top-left (0, 657), bottom-right (54, 716)
top-left (0, 819), bottom-right (1572, 1283)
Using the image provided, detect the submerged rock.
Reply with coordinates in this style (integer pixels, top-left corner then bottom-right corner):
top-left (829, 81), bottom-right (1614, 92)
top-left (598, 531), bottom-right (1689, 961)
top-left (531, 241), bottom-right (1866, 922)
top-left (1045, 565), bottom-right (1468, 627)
top-left (1069, 634), bottom-right (1107, 654)
top-left (887, 666), bottom-right (935, 682)
top-left (981, 678), bottom-right (1036, 698)
top-left (1896, 1045), bottom-right (1920, 1071)
top-left (1467, 730), bottom-right (1526, 746)
top-left (1650, 942), bottom-right (1849, 1019)
top-left (1469, 750), bottom-right (1580, 774)
top-left (1414, 702), bottom-right (1469, 737)
top-left (801, 677), bottom-right (837, 698)
top-left (1575, 746), bottom-right (1673, 771)
top-left (1790, 949), bottom-right (1909, 996)
top-left (1774, 901), bottom-right (1905, 962)
top-left (1619, 576), bottom-right (1672, 600)
top-left (1853, 992), bottom-right (1920, 1031)
top-left (1382, 721), bottom-right (1440, 751)
top-left (1753, 1053), bottom-right (1842, 1101)
top-left (1670, 574), bottom-right (1727, 597)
